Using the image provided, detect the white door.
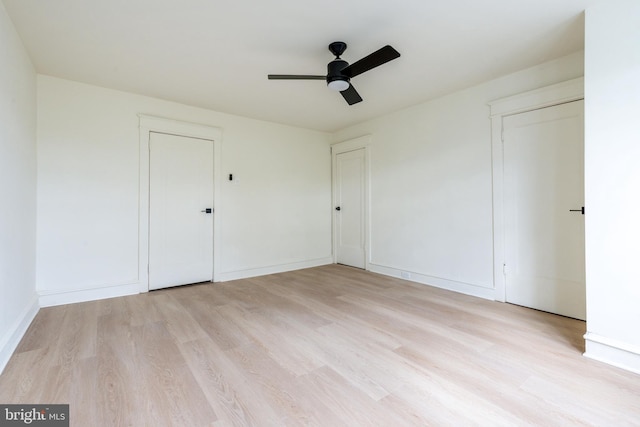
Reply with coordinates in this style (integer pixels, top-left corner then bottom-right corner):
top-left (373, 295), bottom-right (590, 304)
top-left (335, 148), bottom-right (366, 269)
top-left (503, 100), bottom-right (585, 320)
top-left (149, 132), bottom-right (214, 290)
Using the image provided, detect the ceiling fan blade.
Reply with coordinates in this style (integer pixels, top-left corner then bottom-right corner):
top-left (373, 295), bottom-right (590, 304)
top-left (268, 74), bottom-right (326, 80)
top-left (341, 45), bottom-right (400, 78)
top-left (340, 84), bottom-right (363, 105)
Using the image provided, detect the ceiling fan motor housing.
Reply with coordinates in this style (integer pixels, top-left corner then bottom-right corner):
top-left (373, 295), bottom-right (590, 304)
top-left (326, 59), bottom-right (349, 86)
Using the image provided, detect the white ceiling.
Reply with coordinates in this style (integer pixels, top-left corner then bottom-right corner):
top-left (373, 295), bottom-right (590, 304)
top-left (3, 0), bottom-right (598, 132)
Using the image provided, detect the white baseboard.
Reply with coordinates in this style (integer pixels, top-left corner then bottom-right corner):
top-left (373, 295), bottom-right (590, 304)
top-left (215, 257), bottom-right (333, 282)
top-left (38, 282), bottom-right (143, 307)
top-left (584, 332), bottom-right (640, 375)
top-left (0, 296), bottom-right (39, 375)
top-left (368, 263), bottom-right (496, 300)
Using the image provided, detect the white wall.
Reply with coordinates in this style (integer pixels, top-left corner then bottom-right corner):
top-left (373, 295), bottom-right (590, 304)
top-left (37, 76), bottom-right (331, 304)
top-left (332, 52), bottom-right (584, 298)
top-left (0, 3), bottom-right (39, 372)
top-left (584, 0), bottom-right (640, 373)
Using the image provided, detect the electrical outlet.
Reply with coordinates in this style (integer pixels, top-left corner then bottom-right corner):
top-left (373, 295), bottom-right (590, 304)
top-left (400, 271), bottom-right (411, 279)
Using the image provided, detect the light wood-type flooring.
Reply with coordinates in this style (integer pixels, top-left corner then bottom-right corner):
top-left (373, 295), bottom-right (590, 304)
top-left (1, 265), bottom-right (639, 426)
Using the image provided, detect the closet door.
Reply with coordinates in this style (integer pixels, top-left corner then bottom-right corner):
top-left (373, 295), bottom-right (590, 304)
top-left (503, 100), bottom-right (585, 320)
top-left (149, 132), bottom-right (214, 290)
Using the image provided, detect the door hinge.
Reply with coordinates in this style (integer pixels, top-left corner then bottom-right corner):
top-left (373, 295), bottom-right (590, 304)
top-left (502, 264), bottom-right (507, 275)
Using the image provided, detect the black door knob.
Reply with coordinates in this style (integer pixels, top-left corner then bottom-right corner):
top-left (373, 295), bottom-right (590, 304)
top-left (335, 206), bottom-right (341, 211)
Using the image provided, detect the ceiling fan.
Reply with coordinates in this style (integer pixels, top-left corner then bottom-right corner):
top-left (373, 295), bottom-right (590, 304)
top-left (268, 42), bottom-right (400, 105)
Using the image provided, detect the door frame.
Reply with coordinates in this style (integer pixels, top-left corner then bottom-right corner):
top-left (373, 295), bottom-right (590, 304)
top-left (138, 115), bottom-right (222, 291)
top-left (488, 78), bottom-right (583, 302)
top-left (331, 135), bottom-right (371, 269)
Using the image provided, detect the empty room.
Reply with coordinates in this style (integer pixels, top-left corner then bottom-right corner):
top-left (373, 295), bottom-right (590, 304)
top-left (1, 0), bottom-right (639, 425)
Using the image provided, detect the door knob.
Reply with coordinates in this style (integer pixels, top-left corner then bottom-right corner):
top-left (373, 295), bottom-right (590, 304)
top-left (335, 206), bottom-right (341, 211)
top-left (569, 207), bottom-right (585, 215)
top-left (201, 208), bottom-right (213, 214)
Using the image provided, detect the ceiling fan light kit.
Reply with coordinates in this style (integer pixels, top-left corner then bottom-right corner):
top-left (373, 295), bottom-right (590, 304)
top-left (268, 41), bottom-right (400, 105)
top-left (327, 79), bottom-right (350, 91)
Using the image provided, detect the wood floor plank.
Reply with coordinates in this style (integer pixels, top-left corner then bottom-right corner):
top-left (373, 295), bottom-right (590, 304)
top-left (69, 357), bottom-right (99, 427)
top-left (1, 264), bottom-right (639, 426)
top-left (393, 342), bottom-right (551, 424)
top-left (95, 323), bottom-right (146, 426)
top-left (14, 306), bottom-right (67, 353)
top-left (216, 303), bottom-right (325, 377)
top-left (0, 347), bottom-right (54, 402)
top-left (151, 292), bottom-right (210, 344)
top-left (336, 292), bottom-right (496, 351)
top-left (179, 336), bottom-right (282, 426)
top-left (300, 365), bottom-right (413, 426)
top-left (50, 301), bottom-right (98, 367)
top-left (182, 298), bottom-right (252, 351)
top-left (167, 281), bottom-right (237, 308)
top-left (123, 293), bottom-right (164, 327)
top-left (136, 321), bottom-right (217, 426)
top-left (227, 342), bottom-right (346, 427)
top-left (260, 280), bottom-right (405, 350)
top-left (306, 337), bottom-right (390, 400)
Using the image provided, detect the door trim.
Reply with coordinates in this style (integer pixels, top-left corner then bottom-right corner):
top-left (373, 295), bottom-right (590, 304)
top-left (331, 135), bottom-right (371, 270)
top-left (488, 78), bottom-right (583, 302)
top-left (138, 115), bottom-right (222, 291)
